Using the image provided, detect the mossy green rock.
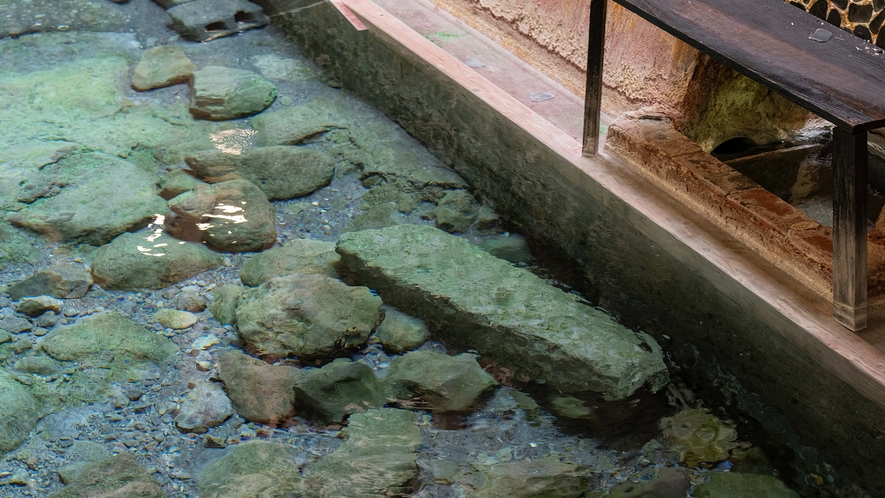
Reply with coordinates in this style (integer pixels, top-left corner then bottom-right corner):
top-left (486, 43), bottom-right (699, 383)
top-left (239, 239), bottom-right (340, 286)
top-left (473, 457), bottom-right (589, 497)
top-left (132, 45), bottom-right (195, 91)
top-left (336, 225), bottom-right (668, 399)
top-left (660, 408), bottom-right (739, 467)
top-left (209, 284), bottom-right (244, 325)
top-left (293, 358), bottom-right (388, 423)
top-left (251, 99), bottom-right (349, 146)
top-left (307, 408), bottom-right (422, 497)
top-left (386, 351), bottom-right (497, 412)
top-left (158, 169), bottom-right (205, 200)
top-left (217, 350), bottom-right (299, 424)
top-left (91, 230), bottom-right (223, 290)
top-left (50, 453), bottom-right (164, 498)
top-left (0, 369), bottom-right (43, 452)
top-left (476, 233), bottom-right (532, 264)
top-left (185, 146), bottom-right (335, 200)
top-left (189, 66), bottom-right (276, 121)
top-left (693, 472), bottom-right (799, 497)
top-left (374, 306), bottom-right (431, 353)
top-left (433, 189), bottom-right (481, 233)
top-left (39, 313), bottom-right (178, 380)
top-left (235, 273), bottom-right (383, 360)
top-left (6, 264), bottom-right (93, 300)
top-left (57, 441), bottom-right (112, 484)
top-left (197, 441), bottom-right (303, 498)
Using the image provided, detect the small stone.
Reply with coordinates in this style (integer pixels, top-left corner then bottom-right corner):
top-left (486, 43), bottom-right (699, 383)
top-left (192, 335), bottom-right (220, 350)
top-left (204, 435), bottom-right (225, 448)
top-left (209, 284), bottom-right (244, 326)
top-left (34, 311), bottom-right (58, 328)
top-left (159, 169), bottom-right (205, 200)
top-left (154, 309), bottom-right (197, 329)
top-left (132, 45), bottom-right (195, 91)
top-left (174, 381), bottom-right (233, 433)
top-left (386, 351), bottom-right (498, 413)
top-left (293, 358), bottom-right (388, 423)
top-left (0, 316), bottom-right (31, 334)
top-left (0, 331), bottom-right (11, 344)
top-left (16, 296), bottom-right (61, 317)
top-left (173, 288), bottom-right (206, 312)
top-left (660, 408), bottom-right (738, 467)
top-left (239, 239), bottom-right (340, 286)
top-left (195, 360), bottom-right (213, 371)
top-left (14, 355), bottom-right (60, 377)
top-left (5, 265), bottom-right (93, 299)
top-left (189, 66), bottom-right (276, 121)
top-left (374, 306), bottom-right (431, 353)
top-left (12, 339), bottom-right (32, 354)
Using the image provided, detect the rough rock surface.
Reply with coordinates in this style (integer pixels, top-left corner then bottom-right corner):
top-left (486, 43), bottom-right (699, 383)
top-left (49, 453), bottom-right (164, 498)
top-left (473, 457), bottom-right (589, 497)
top-left (7, 153), bottom-right (167, 246)
top-left (0, 370), bottom-right (43, 453)
top-left (209, 284), bottom-right (244, 325)
top-left (196, 441), bottom-right (303, 498)
top-left (6, 265), bottom-right (93, 300)
top-left (293, 358), bottom-right (388, 423)
top-left (235, 273), bottom-right (383, 360)
top-left (336, 225), bottom-right (668, 398)
top-left (374, 306), bottom-right (431, 353)
top-left (189, 66), bottom-right (276, 120)
top-left (239, 239), bottom-right (340, 286)
top-left (307, 408), bottom-right (422, 497)
top-left (251, 100), bottom-right (349, 147)
top-left (476, 233), bottom-right (533, 264)
top-left (692, 471), bottom-right (799, 497)
top-left (131, 45), bottom-right (195, 91)
top-left (56, 441), bottom-right (112, 485)
top-left (386, 351), bottom-right (497, 412)
top-left (168, 0), bottom-right (268, 42)
top-left (16, 296), bottom-right (61, 317)
top-left (660, 408), bottom-right (739, 467)
top-left (185, 146), bottom-right (335, 200)
top-left (91, 230), bottom-right (223, 290)
top-left (174, 381), bottom-right (233, 433)
top-left (217, 350), bottom-right (299, 425)
top-left (158, 169), bottom-right (205, 200)
top-left (166, 179), bottom-right (277, 253)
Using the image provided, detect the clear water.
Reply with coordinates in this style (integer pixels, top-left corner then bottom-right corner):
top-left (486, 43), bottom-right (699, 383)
top-left (0, 1), bottom-right (829, 497)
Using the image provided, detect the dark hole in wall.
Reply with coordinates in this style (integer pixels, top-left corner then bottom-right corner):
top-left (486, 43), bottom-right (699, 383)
top-left (204, 21), bottom-right (228, 32)
top-left (711, 136), bottom-right (757, 157)
top-left (827, 8), bottom-right (843, 27)
top-left (809, 0), bottom-right (829, 19)
top-left (235, 11), bottom-right (258, 23)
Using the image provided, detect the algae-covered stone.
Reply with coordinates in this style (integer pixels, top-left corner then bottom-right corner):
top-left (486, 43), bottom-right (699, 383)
top-left (386, 351), bottom-right (497, 413)
top-left (39, 313), bottom-right (178, 381)
top-left (433, 189), bottom-right (481, 233)
top-left (57, 441), bottom-right (112, 484)
top-left (50, 453), bottom-right (164, 498)
top-left (132, 45), bottom-right (195, 91)
top-left (189, 66), bottom-right (276, 121)
top-left (0, 369), bottom-right (43, 452)
top-left (16, 296), bottom-right (61, 317)
top-left (6, 265), bottom-right (93, 300)
top-left (8, 153), bottom-right (167, 246)
top-left (174, 381), bottom-right (233, 433)
top-left (166, 179), bottom-right (276, 253)
top-left (251, 54), bottom-right (316, 82)
top-left (91, 230), bottom-right (223, 290)
top-left (589, 467), bottom-right (691, 498)
top-left (692, 472), bottom-right (799, 497)
top-left (336, 225), bottom-right (668, 399)
top-left (14, 355), bottom-right (60, 377)
top-left (185, 146), bottom-right (335, 200)
top-left (251, 100), bottom-right (348, 146)
top-left (473, 457), bottom-right (589, 497)
top-left (217, 350), bottom-right (299, 424)
top-left (239, 239), bottom-right (340, 286)
top-left (307, 408), bottom-right (422, 497)
top-left (374, 306), bottom-right (431, 353)
top-left (159, 169), bottom-right (205, 200)
top-left (154, 309), bottom-right (197, 329)
top-left (197, 441), bottom-right (303, 498)
top-left (235, 273), bottom-right (383, 360)
top-left (660, 408), bottom-right (739, 467)
top-left (293, 358), bottom-right (388, 423)
top-left (209, 284), bottom-right (244, 325)
top-left (476, 233), bottom-right (532, 264)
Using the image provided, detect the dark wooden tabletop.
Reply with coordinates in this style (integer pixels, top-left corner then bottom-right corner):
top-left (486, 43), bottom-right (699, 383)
top-left (615, 0), bottom-right (885, 133)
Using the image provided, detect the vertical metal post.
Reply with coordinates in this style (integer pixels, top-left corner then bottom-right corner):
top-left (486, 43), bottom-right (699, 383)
top-left (833, 127), bottom-right (868, 331)
top-left (583, 0), bottom-right (608, 157)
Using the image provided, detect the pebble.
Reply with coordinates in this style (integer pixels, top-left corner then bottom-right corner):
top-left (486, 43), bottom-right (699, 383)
top-left (191, 335), bottom-right (220, 350)
top-left (154, 309), bottom-right (197, 329)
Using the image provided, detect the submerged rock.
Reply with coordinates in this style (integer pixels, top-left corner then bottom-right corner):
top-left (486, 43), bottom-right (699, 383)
top-left (189, 66), bottom-right (276, 120)
top-left (154, 309), bottom-right (198, 329)
top-left (0, 369), bottom-right (43, 453)
top-left (374, 306), bottom-right (431, 353)
top-left (433, 189), bottom-right (482, 232)
top-left (386, 351), bottom-right (497, 413)
top-left (590, 466), bottom-right (691, 497)
top-left (336, 225), bottom-right (669, 399)
top-left (185, 146), bottom-right (335, 200)
top-left (476, 233), bottom-right (533, 264)
top-left (57, 441), bottom-right (113, 485)
top-left (174, 381), bottom-right (233, 433)
top-left (5, 264), bottom-right (93, 300)
top-left (217, 350), bottom-right (299, 425)
top-left (158, 169), bottom-right (205, 200)
top-left (473, 457), bottom-right (589, 497)
top-left (235, 273), bottom-right (383, 360)
top-left (166, 179), bottom-right (277, 253)
top-left (197, 441), bottom-right (303, 498)
top-left (13, 355), bottom-right (60, 377)
top-left (660, 408), bottom-right (739, 467)
top-left (239, 239), bottom-right (340, 286)
top-left (91, 229), bottom-right (223, 290)
top-left (132, 46), bottom-right (195, 91)
top-left (49, 453), bottom-right (164, 498)
top-left (692, 471), bottom-right (799, 497)
top-left (293, 358), bottom-right (388, 423)
top-left (251, 100), bottom-right (348, 146)
top-left (209, 284), bottom-right (244, 326)
top-left (16, 295), bottom-right (61, 317)
top-left (307, 408), bottom-right (422, 497)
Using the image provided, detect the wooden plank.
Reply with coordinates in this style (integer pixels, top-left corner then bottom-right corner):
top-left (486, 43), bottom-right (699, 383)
top-left (330, 0), bottom-right (368, 31)
top-left (614, 0), bottom-right (885, 133)
top-left (582, 0), bottom-right (607, 156)
top-left (833, 129), bottom-right (869, 330)
top-left (340, 0), bottom-right (885, 411)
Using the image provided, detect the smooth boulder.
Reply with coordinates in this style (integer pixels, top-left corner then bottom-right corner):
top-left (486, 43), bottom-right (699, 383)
top-left (239, 239), bottom-right (340, 286)
top-left (217, 350), bottom-right (299, 425)
top-left (386, 351), bottom-right (497, 412)
top-left (6, 264), bottom-right (93, 300)
top-left (197, 441), bottom-right (302, 498)
top-left (132, 46), bottom-right (195, 91)
top-left (189, 66), bottom-right (276, 120)
top-left (293, 358), bottom-right (388, 423)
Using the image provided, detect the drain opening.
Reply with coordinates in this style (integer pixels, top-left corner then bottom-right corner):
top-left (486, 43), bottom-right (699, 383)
top-left (204, 21), bottom-right (228, 32)
top-left (712, 136), bottom-right (757, 157)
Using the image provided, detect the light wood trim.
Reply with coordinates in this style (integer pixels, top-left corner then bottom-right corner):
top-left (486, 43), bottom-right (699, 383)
top-left (341, 0), bottom-right (885, 409)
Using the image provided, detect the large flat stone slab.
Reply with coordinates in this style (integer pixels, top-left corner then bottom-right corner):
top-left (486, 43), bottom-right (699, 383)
top-left (336, 225), bottom-right (668, 399)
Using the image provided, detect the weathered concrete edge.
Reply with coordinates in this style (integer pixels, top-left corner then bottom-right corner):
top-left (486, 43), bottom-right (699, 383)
top-left (268, 0), bottom-right (885, 491)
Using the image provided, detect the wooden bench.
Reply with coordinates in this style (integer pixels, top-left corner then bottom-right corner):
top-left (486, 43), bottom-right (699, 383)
top-left (584, 0), bottom-right (885, 331)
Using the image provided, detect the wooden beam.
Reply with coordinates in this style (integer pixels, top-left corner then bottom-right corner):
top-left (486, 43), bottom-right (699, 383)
top-left (582, 0), bottom-right (607, 157)
top-left (833, 128), bottom-right (869, 331)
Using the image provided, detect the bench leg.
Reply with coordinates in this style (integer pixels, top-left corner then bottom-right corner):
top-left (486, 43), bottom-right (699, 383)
top-left (582, 0), bottom-right (607, 157)
top-left (833, 128), bottom-right (868, 331)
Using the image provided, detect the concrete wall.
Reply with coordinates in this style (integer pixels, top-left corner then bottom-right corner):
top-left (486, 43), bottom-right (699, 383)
top-left (267, 1), bottom-right (884, 494)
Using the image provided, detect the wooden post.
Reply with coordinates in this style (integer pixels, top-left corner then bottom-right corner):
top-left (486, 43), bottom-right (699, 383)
top-left (832, 127), bottom-right (868, 331)
top-left (583, 0), bottom-right (608, 157)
